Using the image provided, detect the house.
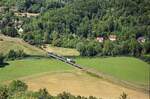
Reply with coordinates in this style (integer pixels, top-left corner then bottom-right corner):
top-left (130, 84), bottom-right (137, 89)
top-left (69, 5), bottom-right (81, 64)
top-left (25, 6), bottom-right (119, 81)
top-left (137, 37), bottom-right (145, 43)
top-left (109, 35), bottom-right (117, 41)
top-left (96, 37), bottom-right (104, 43)
top-left (18, 28), bottom-right (23, 33)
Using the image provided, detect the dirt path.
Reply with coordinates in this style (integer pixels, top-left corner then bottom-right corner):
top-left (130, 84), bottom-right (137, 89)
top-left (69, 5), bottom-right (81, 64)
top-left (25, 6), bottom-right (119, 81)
top-left (23, 70), bottom-right (149, 99)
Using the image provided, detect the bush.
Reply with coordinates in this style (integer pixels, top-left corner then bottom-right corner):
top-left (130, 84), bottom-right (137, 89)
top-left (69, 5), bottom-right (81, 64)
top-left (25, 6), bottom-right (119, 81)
top-left (9, 80), bottom-right (28, 92)
top-left (0, 53), bottom-right (5, 66)
top-left (7, 50), bottom-right (27, 60)
top-left (0, 86), bottom-right (9, 99)
top-left (57, 92), bottom-right (76, 99)
top-left (36, 88), bottom-right (52, 99)
top-left (76, 41), bottom-right (102, 56)
top-left (1, 27), bottom-right (18, 37)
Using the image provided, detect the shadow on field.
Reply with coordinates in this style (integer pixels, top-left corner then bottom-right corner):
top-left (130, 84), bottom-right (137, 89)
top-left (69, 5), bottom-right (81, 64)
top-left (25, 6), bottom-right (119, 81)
top-left (0, 63), bottom-right (9, 68)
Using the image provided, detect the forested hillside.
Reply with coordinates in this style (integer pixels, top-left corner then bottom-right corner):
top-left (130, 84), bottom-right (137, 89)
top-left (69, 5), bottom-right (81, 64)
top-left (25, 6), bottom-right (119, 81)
top-left (0, 0), bottom-right (150, 57)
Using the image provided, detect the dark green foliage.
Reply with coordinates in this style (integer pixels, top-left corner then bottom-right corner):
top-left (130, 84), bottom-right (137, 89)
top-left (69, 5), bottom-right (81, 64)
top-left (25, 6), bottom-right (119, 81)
top-left (1, 27), bottom-right (18, 37)
top-left (0, 11), bottom-right (19, 37)
top-left (0, 54), bottom-right (5, 66)
top-left (57, 92), bottom-right (76, 99)
top-left (1, 0), bottom-right (149, 57)
top-left (36, 88), bottom-right (53, 99)
top-left (7, 50), bottom-right (27, 60)
top-left (15, 0), bottom-right (71, 13)
top-left (22, 0), bottom-right (150, 38)
top-left (9, 80), bottom-right (28, 92)
top-left (102, 40), bottom-right (114, 56)
top-left (0, 86), bottom-right (9, 99)
top-left (76, 41), bottom-right (101, 56)
top-left (18, 0), bottom-right (150, 57)
top-left (142, 40), bottom-right (150, 54)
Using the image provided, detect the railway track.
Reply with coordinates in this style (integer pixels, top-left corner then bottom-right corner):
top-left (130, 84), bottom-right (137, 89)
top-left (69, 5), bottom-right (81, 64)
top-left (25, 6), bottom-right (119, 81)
top-left (47, 52), bottom-right (149, 93)
top-left (47, 52), bottom-right (83, 69)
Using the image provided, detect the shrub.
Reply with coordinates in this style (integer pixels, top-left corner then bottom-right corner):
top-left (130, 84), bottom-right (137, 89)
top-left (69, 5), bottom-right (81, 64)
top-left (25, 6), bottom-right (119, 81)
top-left (0, 53), bottom-right (5, 66)
top-left (9, 80), bottom-right (28, 92)
top-left (36, 88), bottom-right (52, 99)
top-left (7, 50), bottom-right (27, 60)
top-left (119, 92), bottom-right (128, 99)
top-left (0, 86), bottom-right (9, 99)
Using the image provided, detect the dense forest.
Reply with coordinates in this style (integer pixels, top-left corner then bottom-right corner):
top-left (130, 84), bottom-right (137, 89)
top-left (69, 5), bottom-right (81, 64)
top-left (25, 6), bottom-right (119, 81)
top-left (0, 0), bottom-right (150, 57)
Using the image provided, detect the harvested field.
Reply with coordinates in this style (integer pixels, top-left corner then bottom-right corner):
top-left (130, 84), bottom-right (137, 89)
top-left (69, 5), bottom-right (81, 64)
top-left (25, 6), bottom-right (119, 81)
top-left (24, 71), bottom-right (149, 99)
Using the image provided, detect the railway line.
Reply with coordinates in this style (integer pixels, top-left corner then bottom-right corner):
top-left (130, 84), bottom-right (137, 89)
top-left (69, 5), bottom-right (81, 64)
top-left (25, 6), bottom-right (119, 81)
top-left (47, 51), bottom-right (149, 93)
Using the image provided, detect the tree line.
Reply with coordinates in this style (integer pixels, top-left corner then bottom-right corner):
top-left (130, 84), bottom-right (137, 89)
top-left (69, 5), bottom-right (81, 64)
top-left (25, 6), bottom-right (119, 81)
top-left (21, 0), bottom-right (150, 57)
top-left (0, 50), bottom-right (27, 67)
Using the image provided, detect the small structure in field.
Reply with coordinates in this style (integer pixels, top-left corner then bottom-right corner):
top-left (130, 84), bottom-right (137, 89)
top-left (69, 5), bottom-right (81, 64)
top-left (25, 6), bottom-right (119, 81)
top-left (109, 35), bottom-right (117, 41)
top-left (137, 37), bottom-right (145, 43)
top-left (18, 28), bottom-right (24, 33)
top-left (96, 37), bottom-right (104, 43)
top-left (66, 58), bottom-right (76, 63)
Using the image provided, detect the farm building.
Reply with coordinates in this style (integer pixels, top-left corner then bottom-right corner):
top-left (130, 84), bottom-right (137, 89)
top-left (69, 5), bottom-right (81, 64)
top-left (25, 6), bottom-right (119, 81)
top-left (137, 37), bottom-right (145, 43)
top-left (18, 28), bottom-right (24, 33)
top-left (96, 37), bottom-right (104, 43)
top-left (109, 35), bottom-right (117, 41)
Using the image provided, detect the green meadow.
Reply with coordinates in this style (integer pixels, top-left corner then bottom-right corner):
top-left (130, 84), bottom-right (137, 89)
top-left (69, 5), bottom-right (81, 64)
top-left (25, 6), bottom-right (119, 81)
top-left (0, 58), bottom-right (74, 82)
top-left (76, 57), bottom-right (150, 86)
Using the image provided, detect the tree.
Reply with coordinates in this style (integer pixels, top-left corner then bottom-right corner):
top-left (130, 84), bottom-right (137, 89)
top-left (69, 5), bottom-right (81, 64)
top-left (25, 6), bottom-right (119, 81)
top-left (103, 40), bottom-right (114, 56)
top-left (142, 40), bottom-right (150, 54)
top-left (43, 31), bottom-right (50, 44)
top-left (0, 86), bottom-right (9, 99)
top-left (77, 17), bottom-right (91, 38)
top-left (9, 80), bottom-right (28, 92)
top-left (37, 88), bottom-right (52, 99)
top-left (7, 50), bottom-right (26, 60)
top-left (0, 54), bottom-right (5, 66)
top-left (51, 31), bottom-right (62, 47)
top-left (86, 41), bottom-right (98, 56)
top-left (76, 42), bottom-right (86, 56)
top-left (16, 0), bottom-right (28, 12)
top-left (129, 38), bottom-right (142, 56)
top-left (7, 50), bottom-right (17, 60)
top-left (2, 27), bottom-right (18, 37)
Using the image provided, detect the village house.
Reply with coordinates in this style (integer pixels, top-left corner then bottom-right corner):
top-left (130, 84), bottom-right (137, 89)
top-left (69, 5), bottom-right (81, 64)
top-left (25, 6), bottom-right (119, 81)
top-left (18, 28), bottom-right (24, 33)
top-left (137, 37), bottom-right (145, 43)
top-left (109, 35), bottom-right (117, 41)
top-left (96, 37), bottom-right (104, 43)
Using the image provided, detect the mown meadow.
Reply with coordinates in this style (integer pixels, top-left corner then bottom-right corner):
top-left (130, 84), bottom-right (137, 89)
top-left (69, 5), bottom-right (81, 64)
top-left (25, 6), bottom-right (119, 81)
top-left (76, 57), bottom-right (150, 87)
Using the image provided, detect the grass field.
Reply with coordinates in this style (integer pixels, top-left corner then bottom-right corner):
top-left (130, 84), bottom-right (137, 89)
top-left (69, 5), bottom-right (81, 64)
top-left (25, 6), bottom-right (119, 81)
top-left (25, 71), bottom-right (149, 99)
top-left (0, 57), bottom-right (149, 98)
top-left (0, 35), bottom-right (45, 56)
top-left (43, 44), bottom-right (80, 56)
top-left (0, 58), bottom-right (74, 82)
top-left (76, 57), bottom-right (150, 87)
